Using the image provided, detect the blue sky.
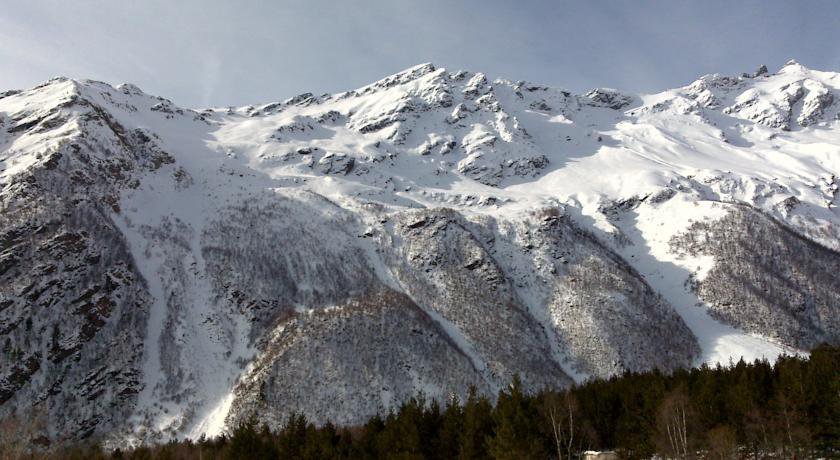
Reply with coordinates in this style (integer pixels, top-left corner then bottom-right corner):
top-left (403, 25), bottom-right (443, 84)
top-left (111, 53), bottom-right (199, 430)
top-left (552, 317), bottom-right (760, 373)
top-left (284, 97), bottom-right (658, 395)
top-left (2, 0), bottom-right (839, 107)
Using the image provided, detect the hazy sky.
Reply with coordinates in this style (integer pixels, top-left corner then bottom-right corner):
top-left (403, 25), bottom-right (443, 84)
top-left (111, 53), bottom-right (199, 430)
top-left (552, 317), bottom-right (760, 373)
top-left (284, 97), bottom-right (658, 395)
top-left (2, 1), bottom-right (840, 107)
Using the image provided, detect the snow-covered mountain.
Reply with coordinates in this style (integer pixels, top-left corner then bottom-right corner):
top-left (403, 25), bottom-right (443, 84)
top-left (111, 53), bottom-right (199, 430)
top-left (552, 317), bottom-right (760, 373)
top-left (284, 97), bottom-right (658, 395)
top-left (1, 60), bottom-right (838, 447)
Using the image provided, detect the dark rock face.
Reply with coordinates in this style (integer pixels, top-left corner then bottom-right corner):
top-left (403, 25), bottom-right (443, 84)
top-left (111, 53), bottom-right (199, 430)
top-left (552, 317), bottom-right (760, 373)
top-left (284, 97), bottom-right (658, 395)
top-left (315, 153), bottom-right (355, 175)
top-left (671, 205), bottom-right (840, 349)
top-left (0, 121), bottom-right (151, 441)
top-left (583, 88), bottom-right (634, 110)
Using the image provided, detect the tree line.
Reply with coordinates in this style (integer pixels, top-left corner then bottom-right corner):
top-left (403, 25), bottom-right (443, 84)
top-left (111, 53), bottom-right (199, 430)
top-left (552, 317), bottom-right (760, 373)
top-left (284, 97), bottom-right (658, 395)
top-left (5, 345), bottom-right (838, 459)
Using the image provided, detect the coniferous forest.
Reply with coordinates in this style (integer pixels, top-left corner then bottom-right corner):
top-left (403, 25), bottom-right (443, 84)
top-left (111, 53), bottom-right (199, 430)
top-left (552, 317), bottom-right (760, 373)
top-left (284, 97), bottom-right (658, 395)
top-left (3, 345), bottom-right (837, 460)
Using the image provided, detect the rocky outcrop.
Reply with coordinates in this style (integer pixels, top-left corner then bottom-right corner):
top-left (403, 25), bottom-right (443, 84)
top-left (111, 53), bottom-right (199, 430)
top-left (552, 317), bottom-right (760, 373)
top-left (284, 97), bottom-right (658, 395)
top-left (584, 88), bottom-right (634, 110)
top-left (0, 84), bottom-right (155, 442)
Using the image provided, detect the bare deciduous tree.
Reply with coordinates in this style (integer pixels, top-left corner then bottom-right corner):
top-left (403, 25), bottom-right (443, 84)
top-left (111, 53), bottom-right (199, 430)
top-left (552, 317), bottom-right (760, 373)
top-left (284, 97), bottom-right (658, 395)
top-left (656, 386), bottom-right (693, 459)
top-left (545, 391), bottom-right (587, 460)
top-left (706, 425), bottom-right (737, 460)
top-left (0, 408), bottom-right (47, 460)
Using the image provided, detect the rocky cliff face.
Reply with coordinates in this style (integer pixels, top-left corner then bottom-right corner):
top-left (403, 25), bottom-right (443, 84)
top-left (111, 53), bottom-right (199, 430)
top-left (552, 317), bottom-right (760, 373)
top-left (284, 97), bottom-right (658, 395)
top-left (0, 79), bottom-right (160, 441)
top-left (0, 62), bottom-right (839, 447)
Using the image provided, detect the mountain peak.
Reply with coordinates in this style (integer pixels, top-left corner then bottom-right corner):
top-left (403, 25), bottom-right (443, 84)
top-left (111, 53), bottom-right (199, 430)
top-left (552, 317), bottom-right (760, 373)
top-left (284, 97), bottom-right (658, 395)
top-left (353, 63), bottom-right (443, 94)
top-left (402, 62), bottom-right (437, 74)
top-left (779, 59), bottom-right (809, 74)
top-left (116, 82), bottom-right (145, 96)
top-left (376, 62), bottom-right (439, 82)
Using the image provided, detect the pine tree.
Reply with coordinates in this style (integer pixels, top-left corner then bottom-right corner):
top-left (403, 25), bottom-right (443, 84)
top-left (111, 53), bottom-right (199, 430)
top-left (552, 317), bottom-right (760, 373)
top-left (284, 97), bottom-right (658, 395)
top-left (459, 386), bottom-right (493, 460)
top-left (225, 419), bottom-right (277, 460)
top-left (438, 395), bottom-right (464, 458)
top-left (277, 411), bottom-right (310, 458)
top-left (357, 413), bottom-right (385, 458)
top-left (487, 375), bottom-right (549, 459)
top-left (804, 344), bottom-right (840, 454)
top-left (377, 398), bottom-right (426, 459)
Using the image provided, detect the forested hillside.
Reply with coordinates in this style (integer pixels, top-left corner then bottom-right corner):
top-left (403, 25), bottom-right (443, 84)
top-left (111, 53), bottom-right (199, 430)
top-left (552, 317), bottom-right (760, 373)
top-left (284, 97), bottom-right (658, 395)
top-left (5, 345), bottom-right (836, 459)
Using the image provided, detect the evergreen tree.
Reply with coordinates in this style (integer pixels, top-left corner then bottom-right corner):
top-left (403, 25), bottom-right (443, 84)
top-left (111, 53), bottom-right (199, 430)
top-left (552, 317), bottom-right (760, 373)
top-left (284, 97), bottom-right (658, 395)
top-left (438, 395), bottom-right (464, 458)
top-left (376, 398), bottom-right (426, 459)
top-left (277, 411), bottom-right (310, 458)
top-left (459, 386), bottom-right (493, 460)
top-left (487, 375), bottom-right (548, 460)
top-left (225, 420), bottom-right (277, 460)
top-left (804, 344), bottom-right (840, 454)
top-left (357, 413), bottom-right (386, 459)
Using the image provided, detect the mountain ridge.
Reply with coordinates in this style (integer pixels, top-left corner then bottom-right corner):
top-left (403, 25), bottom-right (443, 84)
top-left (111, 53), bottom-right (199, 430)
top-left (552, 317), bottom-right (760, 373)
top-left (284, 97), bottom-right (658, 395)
top-left (0, 61), bottom-right (838, 447)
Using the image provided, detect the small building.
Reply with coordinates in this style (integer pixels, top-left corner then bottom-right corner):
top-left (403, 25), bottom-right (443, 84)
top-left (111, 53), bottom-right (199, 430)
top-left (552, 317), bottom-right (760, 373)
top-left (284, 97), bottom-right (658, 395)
top-left (583, 451), bottom-right (619, 460)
